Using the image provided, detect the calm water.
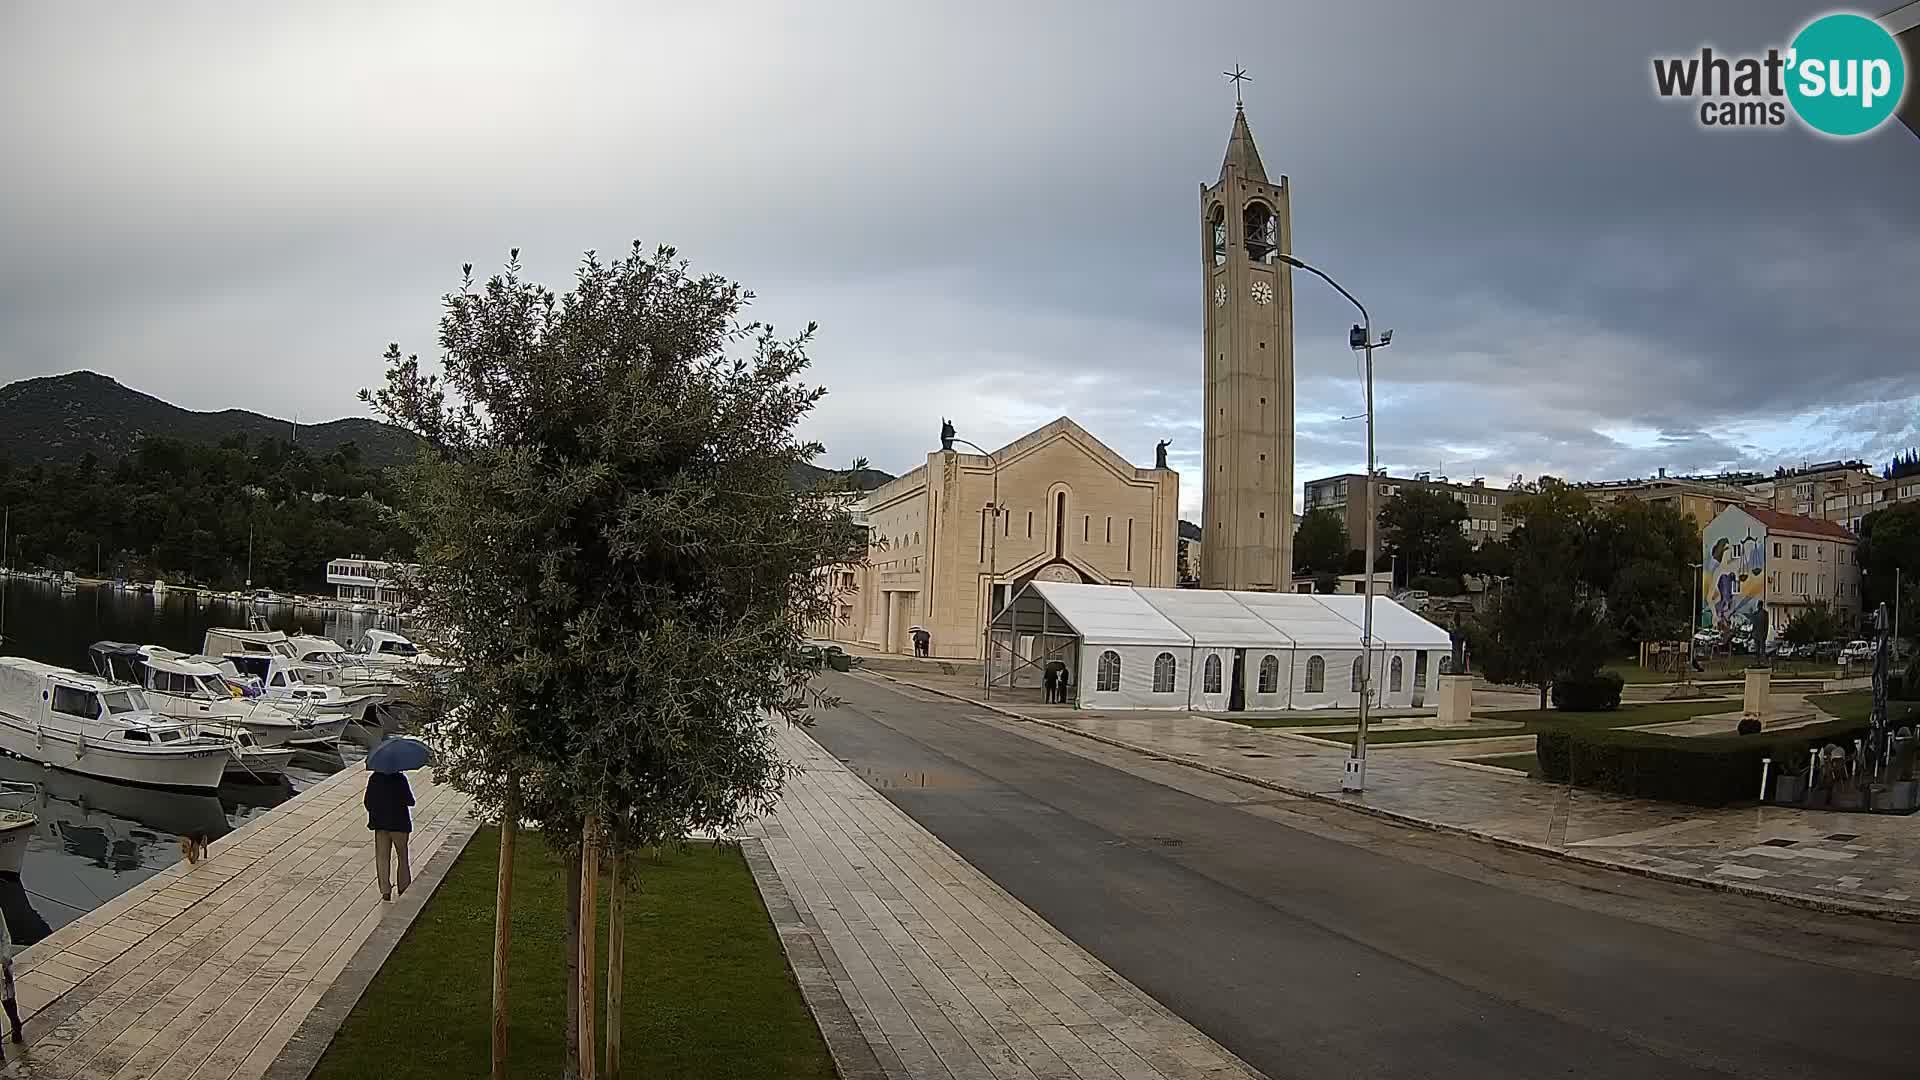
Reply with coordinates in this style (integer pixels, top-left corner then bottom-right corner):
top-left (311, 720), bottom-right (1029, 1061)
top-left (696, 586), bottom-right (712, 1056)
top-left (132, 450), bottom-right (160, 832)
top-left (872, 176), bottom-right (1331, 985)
top-left (0, 579), bottom-right (410, 934)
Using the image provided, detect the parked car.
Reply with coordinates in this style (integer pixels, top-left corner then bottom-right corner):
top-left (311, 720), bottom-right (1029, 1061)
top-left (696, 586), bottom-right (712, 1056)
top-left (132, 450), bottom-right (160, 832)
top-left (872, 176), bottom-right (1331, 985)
top-left (1812, 640), bottom-right (1844, 660)
top-left (1839, 640), bottom-right (1874, 664)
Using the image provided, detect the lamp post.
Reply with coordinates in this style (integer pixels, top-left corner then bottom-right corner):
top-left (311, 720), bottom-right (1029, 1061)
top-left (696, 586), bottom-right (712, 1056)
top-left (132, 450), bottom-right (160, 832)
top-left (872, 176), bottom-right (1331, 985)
top-left (951, 436), bottom-right (1002, 699)
top-left (1278, 253), bottom-right (1391, 793)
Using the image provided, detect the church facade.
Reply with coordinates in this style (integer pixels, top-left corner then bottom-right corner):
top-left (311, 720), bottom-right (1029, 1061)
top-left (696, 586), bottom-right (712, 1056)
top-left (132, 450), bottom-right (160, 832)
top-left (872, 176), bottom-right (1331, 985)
top-left (817, 418), bottom-right (1179, 659)
top-left (1200, 104), bottom-right (1295, 591)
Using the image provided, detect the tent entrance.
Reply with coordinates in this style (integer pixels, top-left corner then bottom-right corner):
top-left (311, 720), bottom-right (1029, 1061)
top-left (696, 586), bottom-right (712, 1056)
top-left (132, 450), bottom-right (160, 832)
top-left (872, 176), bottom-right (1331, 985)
top-left (1228, 649), bottom-right (1247, 712)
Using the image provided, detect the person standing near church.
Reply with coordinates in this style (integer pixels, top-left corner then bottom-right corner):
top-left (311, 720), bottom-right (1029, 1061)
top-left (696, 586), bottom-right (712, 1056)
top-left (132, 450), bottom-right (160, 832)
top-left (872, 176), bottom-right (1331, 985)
top-left (1042, 665), bottom-right (1058, 703)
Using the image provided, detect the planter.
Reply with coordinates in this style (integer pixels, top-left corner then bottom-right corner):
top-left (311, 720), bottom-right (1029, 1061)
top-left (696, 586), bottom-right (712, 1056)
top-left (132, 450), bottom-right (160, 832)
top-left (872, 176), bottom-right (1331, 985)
top-left (1888, 780), bottom-right (1920, 811)
top-left (1772, 776), bottom-right (1806, 804)
top-left (1803, 787), bottom-right (1831, 808)
top-left (1831, 789), bottom-right (1867, 811)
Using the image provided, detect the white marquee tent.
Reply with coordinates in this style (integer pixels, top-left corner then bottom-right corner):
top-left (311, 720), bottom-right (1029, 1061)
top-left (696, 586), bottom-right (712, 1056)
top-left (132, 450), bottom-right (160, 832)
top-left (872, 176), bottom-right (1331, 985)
top-left (989, 581), bottom-right (1453, 711)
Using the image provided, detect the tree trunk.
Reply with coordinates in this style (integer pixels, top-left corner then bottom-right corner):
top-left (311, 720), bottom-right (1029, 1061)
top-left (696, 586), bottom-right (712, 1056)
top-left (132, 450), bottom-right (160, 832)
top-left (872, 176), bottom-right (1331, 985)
top-left (1539, 682), bottom-right (1549, 710)
top-left (577, 816), bottom-right (601, 1080)
top-left (564, 848), bottom-right (581, 1080)
top-left (490, 796), bottom-right (518, 1080)
top-left (604, 849), bottom-right (624, 1080)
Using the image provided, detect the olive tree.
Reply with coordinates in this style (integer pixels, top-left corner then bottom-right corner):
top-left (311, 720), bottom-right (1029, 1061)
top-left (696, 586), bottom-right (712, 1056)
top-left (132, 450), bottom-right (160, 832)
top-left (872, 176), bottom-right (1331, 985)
top-left (365, 244), bottom-right (866, 1079)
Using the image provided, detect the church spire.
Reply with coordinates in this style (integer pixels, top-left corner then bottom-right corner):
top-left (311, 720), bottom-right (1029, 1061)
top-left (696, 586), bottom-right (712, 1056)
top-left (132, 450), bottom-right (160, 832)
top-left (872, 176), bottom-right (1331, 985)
top-left (1220, 105), bottom-right (1268, 183)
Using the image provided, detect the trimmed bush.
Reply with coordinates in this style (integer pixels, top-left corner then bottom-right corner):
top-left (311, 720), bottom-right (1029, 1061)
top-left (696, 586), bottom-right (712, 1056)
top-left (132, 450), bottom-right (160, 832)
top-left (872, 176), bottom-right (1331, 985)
top-left (1736, 717), bottom-right (1762, 735)
top-left (1550, 671), bottom-right (1624, 711)
top-left (1536, 720), bottom-right (1867, 807)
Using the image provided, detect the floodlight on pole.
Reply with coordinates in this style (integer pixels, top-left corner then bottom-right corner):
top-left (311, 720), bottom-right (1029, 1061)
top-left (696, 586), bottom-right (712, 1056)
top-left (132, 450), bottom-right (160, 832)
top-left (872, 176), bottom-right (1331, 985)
top-left (1278, 253), bottom-right (1392, 793)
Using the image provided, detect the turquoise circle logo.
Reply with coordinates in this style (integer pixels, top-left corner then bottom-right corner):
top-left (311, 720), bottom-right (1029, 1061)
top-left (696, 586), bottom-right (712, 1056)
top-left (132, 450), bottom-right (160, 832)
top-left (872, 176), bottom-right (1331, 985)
top-left (1786, 12), bottom-right (1907, 136)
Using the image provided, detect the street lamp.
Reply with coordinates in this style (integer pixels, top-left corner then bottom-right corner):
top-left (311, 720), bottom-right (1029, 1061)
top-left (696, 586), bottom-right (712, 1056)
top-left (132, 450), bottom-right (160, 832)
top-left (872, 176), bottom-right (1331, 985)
top-left (1279, 253), bottom-right (1392, 793)
top-left (950, 436), bottom-right (1002, 699)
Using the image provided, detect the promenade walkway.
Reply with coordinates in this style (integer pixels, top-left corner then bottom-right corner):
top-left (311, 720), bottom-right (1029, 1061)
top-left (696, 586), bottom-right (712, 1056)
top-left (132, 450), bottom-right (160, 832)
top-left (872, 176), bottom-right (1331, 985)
top-left (8, 766), bottom-right (473, 1080)
top-left (747, 724), bottom-right (1262, 1080)
top-left (872, 670), bottom-right (1920, 922)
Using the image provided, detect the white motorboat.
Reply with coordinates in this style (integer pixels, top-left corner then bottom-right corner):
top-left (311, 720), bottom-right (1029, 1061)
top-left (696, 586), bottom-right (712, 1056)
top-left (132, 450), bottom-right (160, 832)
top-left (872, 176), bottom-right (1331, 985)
top-left (269, 630), bottom-right (413, 703)
top-left (207, 651), bottom-right (383, 723)
top-left (0, 658), bottom-right (230, 790)
top-left (88, 643), bottom-right (340, 750)
top-left (0, 782), bottom-right (37, 875)
top-left (355, 629), bottom-right (448, 671)
top-left (199, 723), bottom-right (299, 780)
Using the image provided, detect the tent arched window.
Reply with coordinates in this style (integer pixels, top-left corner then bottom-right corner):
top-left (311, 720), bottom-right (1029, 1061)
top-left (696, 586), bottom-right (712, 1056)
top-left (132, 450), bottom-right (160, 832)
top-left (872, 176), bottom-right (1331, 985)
top-left (1203, 654), bottom-right (1222, 694)
top-left (1152, 652), bottom-right (1177, 693)
top-left (1304, 655), bottom-right (1325, 693)
top-left (1097, 650), bottom-right (1121, 692)
top-left (1351, 657), bottom-right (1366, 692)
top-left (1258, 655), bottom-right (1279, 694)
top-left (1390, 655), bottom-right (1404, 693)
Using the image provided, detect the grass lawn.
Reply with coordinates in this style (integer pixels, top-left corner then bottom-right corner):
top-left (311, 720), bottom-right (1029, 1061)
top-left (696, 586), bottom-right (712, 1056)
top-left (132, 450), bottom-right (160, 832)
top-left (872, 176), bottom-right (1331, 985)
top-left (1809, 691), bottom-right (1920, 726)
top-left (310, 828), bottom-right (835, 1080)
top-left (1224, 713), bottom-right (1369, 728)
top-left (1603, 658), bottom-right (1840, 685)
top-left (1318, 699), bottom-right (1731, 746)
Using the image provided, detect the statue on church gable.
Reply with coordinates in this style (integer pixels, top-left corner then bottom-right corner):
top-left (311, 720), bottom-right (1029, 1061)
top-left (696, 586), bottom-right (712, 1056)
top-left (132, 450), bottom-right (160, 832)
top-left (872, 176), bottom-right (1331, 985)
top-left (940, 418), bottom-right (956, 452)
top-left (1155, 439), bottom-right (1171, 470)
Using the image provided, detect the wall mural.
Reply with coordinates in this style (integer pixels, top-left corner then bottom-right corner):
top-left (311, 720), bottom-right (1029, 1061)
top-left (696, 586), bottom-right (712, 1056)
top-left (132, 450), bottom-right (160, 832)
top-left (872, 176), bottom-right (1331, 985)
top-left (1702, 514), bottom-right (1765, 634)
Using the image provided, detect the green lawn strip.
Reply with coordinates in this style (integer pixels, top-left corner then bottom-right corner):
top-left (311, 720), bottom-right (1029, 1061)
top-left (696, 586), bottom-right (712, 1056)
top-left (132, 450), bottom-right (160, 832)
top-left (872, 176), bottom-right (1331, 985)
top-left (310, 828), bottom-right (835, 1080)
top-left (1458, 751), bottom-right (1539, 776)
top-left (1225, 713), bottom-right (1372, 728)
top-left (1604, 658), bottom-right (1840, 685)
top-left (1319, 700), bottom-right (1731, 746)
top-left (1808, 692), bottom-right (1920, 726)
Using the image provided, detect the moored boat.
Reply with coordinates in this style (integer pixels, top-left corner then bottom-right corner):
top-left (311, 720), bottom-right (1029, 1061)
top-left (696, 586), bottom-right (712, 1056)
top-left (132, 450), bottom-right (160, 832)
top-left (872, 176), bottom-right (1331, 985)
top-left (0, 658), bottom-right (229, 790)
top-left (87, 643), bottom-right (337, 750)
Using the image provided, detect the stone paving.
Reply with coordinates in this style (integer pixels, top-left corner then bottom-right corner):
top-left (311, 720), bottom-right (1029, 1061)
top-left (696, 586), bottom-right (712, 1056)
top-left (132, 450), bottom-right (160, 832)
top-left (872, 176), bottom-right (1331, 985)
top-left (873, 670), bottom-right (1920, 922)
top-left (746, 723), bottom-right (1262, 1080)
top-left (7, 765), bottom-right (473, 1080)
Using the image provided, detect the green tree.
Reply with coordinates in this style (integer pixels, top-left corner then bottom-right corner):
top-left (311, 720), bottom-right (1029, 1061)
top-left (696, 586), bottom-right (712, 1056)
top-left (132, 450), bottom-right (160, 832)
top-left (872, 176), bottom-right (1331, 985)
top-left (1378, 487), bottom-right (1468, 580)
top-left (1292, 508), bottom-right (1349, 575)
top-left (364, 244), bottom-right (866, 1079)
top-left (1859, 503), bottom-right (1920, 641)
top-left (1467, 478), bottom-right (1609, 706)
top-left (1780, 599), bottom-right (1846, 645)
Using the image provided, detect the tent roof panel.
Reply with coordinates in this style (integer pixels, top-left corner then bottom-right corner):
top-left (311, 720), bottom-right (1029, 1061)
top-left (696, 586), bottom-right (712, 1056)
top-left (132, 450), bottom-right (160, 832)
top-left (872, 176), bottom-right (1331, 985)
top-left (997, 582), bottom-right (1450, 651)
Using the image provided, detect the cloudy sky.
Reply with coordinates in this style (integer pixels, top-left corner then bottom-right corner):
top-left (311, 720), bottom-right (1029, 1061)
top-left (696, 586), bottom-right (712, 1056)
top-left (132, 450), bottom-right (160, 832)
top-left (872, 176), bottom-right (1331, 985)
top-left (3, 1), bottom-right (1916, 519)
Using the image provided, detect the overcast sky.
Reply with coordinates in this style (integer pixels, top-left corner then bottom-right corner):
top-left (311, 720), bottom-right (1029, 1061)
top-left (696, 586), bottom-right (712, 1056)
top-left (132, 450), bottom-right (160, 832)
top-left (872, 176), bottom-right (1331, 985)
top-left (3, 1), bottom-right (1916, 520)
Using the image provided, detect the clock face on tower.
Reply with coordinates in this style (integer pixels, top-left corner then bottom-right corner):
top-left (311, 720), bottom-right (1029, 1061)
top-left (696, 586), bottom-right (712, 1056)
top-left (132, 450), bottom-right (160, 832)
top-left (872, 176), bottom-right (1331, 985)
top-left (1250, 280), bottom-right (1274, 306)
top-left (1213, 282), bottom-right (1227, 307)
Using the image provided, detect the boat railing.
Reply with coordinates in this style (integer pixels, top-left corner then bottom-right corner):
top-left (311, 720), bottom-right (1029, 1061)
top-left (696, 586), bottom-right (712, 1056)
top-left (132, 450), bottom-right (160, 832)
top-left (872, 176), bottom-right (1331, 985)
top-left (0, 780), bottom-right (39, 814)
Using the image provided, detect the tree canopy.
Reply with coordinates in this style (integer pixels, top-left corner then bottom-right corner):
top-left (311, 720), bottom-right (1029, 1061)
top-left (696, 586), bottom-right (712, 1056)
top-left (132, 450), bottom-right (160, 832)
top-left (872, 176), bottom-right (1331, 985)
top-left (365, 244), bottom-right (867, 850)
top-left (0, 434), bottom-right (411, 587)
top-left (1292, 508), bottom-right (1349, 576)
top-left (1858, 502), bottom-right (1920, 638)
top-left (1377, 487), bottom-right (1468, 581)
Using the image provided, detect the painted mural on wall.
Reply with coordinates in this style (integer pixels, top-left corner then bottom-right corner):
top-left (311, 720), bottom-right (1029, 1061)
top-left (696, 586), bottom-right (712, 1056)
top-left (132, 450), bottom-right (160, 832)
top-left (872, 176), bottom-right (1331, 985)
top-left (1702, 513), bottom-right (1765, 633)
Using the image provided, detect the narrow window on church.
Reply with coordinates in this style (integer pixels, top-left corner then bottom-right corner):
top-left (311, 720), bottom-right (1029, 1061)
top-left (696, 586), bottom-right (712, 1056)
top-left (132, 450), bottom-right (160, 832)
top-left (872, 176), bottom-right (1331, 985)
top-left (1105, 517), bottom-right (1112, 543)
top-left (1126, 519), bottom-right (1134, 570)
top-left (1084, 516), bottom-right (1090, 541)
top-left (1209, 204), bottom-right (1226, 266)
top-left (1027, 511), bottom-right (1033, 538)
top-left (1244, 201), bottom-right (1277, 263)
top-left (1055, 493), bottom-right (1067, 556)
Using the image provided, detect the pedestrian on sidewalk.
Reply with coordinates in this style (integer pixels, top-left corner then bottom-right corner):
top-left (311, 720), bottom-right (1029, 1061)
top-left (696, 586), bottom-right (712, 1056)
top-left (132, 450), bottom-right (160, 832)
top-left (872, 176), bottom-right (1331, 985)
top-left (365, 770), bottom-right (415, 901)
top-left (1042, 664), bottom-right (1058, 703)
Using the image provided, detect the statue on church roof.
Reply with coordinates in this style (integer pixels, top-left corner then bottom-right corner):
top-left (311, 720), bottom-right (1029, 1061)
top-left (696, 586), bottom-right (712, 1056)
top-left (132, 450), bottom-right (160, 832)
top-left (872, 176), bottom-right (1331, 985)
top-left (940, 418), bottom-right (955, 452)
top-left (1155, 439), bottom-right (1171, 470)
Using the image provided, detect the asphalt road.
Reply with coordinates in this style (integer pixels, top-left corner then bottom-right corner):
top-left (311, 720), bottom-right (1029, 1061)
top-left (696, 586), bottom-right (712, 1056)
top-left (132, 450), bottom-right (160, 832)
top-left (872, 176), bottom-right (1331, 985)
top-left (805, 672), bottom-right (1920, 1080)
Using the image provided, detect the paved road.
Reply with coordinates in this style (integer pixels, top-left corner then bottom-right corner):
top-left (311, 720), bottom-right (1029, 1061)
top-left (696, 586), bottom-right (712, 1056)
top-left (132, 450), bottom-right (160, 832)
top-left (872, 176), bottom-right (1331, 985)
top-left (805, 672), bottom-right (1920, 1080)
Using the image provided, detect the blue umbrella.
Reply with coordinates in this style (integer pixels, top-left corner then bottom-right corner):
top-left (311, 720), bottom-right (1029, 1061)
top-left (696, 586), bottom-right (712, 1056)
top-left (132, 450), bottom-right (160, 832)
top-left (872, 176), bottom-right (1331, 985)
top-left (366, 736), bottom-right (431, 774)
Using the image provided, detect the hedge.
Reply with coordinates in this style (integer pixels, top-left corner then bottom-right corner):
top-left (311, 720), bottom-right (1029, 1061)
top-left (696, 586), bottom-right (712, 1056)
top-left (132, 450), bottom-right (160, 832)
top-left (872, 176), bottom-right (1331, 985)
top-left (1551, 671), bottom-right (1624, 711)
top-left (1536, 719), bottom-right (1868, 807)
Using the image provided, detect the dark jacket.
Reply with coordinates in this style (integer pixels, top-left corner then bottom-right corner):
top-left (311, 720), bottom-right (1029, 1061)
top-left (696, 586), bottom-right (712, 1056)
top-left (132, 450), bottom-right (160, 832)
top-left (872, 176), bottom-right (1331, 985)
top-left (365, 772), bottom-right (415, 833)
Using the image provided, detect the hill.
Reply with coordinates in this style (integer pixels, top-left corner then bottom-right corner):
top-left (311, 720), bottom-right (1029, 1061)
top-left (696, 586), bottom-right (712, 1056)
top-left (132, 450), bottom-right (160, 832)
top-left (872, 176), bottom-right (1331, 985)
top-left (0, 371), bottom-right (420, 467)
top-left (790, 461), bottom-right (894, 491)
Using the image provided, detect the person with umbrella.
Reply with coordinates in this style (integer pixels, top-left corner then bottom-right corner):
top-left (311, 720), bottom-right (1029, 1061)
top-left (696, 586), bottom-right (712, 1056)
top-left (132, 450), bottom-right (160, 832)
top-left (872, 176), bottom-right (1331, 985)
top-left (365, 736), bottom-right (428, 901)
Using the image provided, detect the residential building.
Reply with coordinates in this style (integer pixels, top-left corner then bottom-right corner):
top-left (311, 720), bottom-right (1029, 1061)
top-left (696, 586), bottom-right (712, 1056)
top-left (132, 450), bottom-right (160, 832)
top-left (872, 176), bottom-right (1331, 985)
top-left (1301, 472), bottom-right (1515, 549)
top-left (1581, 469), bottom-right (1766, 532)
top-left (814, 417), bottom-right (1179, 659)
top-left (324, 557), bottom-right (419, 605)
top-left (1700, 506), bottom-right (1860, 643)
top-left (1177, 520), bottom-right (1203, 585)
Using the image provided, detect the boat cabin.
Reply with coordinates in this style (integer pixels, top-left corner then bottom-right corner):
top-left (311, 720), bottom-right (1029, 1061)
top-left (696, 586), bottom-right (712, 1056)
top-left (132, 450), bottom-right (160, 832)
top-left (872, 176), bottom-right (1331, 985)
top-left (0, 657), bottom-right (198, 744)
top-left (202, 627), bottom-right (299, 661)
top-left (358, 629), bottom-right (418, 657)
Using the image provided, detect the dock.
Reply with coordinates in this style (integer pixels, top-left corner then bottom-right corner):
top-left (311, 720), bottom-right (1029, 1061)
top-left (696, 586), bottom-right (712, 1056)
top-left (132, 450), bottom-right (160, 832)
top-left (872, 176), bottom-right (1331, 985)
top-left (9, 765), bottom-right (474, 1079)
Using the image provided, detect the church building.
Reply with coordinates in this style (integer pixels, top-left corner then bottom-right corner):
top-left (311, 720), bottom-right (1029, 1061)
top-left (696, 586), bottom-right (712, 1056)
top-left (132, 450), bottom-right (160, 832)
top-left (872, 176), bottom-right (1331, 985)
top-left (819, 418), bottom-right (1179, 660)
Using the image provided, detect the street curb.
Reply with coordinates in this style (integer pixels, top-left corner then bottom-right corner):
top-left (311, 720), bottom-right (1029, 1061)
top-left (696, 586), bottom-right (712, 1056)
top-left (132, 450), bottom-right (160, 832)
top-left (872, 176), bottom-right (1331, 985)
top-left (864, 671), bottom-right (1920, 926)
top-left (740, 836), bottom-right (889, 1080)
top-left (262, 810), bottom-right (484, 1080)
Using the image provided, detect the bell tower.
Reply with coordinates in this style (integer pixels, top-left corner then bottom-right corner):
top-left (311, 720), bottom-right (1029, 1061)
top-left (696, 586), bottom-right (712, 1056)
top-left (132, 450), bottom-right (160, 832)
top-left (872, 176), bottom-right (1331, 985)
top-left (1200, 102), bottom-right (1294, 591)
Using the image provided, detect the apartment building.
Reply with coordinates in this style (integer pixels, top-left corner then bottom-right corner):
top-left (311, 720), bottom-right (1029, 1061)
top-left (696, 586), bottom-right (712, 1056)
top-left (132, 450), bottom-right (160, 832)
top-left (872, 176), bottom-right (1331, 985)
top-left (1580, 469), bottom-right (1767, 532)
top-left (1702, 506), bottom-right (1861, 642)
top-left (1301, 472), bottom-right (1513, 548)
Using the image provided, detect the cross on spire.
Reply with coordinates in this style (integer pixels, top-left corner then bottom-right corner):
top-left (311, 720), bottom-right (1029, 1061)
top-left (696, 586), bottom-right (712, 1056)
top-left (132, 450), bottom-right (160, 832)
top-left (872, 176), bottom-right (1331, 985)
top-left (1222, 64), bottom-right (1251, 107)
